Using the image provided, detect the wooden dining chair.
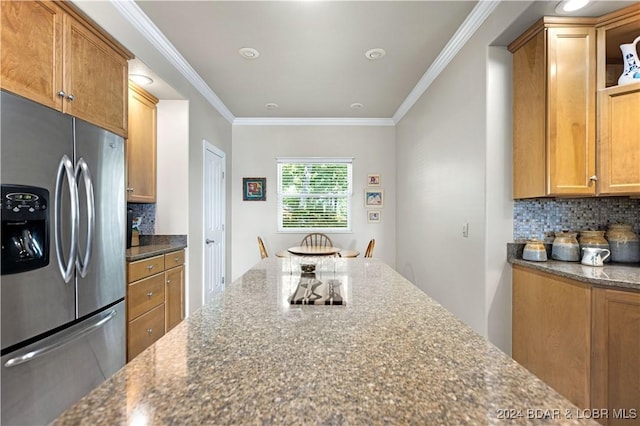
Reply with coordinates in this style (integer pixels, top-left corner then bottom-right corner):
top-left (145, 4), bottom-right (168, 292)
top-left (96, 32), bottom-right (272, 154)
top-left (364, 238), bottom-right (375, 258)
top-left (257, 236), bottom-right (268, 259)
top-left (300, 232), bottom-right (333, 247)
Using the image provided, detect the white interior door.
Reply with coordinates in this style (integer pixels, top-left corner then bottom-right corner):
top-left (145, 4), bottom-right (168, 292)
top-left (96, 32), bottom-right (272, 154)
top-left (203, 141), bottom-right (225, 304)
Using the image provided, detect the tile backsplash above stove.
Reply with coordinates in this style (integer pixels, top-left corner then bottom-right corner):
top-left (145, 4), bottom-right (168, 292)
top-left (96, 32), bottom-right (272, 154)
top-left (514, 197), bottom-right (640, 242)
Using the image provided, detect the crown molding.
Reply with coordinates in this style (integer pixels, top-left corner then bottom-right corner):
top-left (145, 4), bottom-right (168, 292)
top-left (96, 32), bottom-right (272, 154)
top-left (392, 0), bottom-right (500, 124)
top-left (113, 0), bottom-right (498, 128)
top-left (233, 117), bottom-right (395, 126)
top-left (111, 0), bottom-right (235, 124)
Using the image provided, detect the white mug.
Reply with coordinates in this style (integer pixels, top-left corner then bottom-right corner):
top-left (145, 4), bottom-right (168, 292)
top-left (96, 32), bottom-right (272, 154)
top-left (581, 247), bottom-right (611, 267)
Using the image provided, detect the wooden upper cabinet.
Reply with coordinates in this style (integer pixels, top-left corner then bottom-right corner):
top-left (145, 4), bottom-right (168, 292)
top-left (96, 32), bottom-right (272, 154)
top-left (0, 0), bottom-right (132, 136)
top-left (127, 82), bottom-right (158, 203)
top-left (595, 4), bottom-right (640, 196)
top-left (1, 1), bottom-right (64, 110)
top-left (63, 14), bottom-right (129, 136)
top-left (510, 19), bottom-right (597, 199)
top-left (597, 83), bottom-right (640, 194)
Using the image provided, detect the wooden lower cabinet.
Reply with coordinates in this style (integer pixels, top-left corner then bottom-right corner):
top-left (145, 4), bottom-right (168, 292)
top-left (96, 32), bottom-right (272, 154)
top-left (128, 304), bottom-right (165, 361)
top-left (512, 266), bottom-right (591, 408)
top-left (591, 288), bottom-right (640, 425)
top-left (165, 264), bottom-right (185, 332)
top-left (126, 249), bottom-right (185, 362)
top-left (513, 265), bottom-right (640, 424)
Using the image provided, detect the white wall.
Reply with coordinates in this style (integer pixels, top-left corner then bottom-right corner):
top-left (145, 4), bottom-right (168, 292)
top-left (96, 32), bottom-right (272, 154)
top-left (485, 47), bottom-right (515, 353)
top-left (155, 100), bottom-right (189, 234)
top-left (231, 125), bottom-right (396, 280)
top-left (395, 1), bottom-right (528, 352)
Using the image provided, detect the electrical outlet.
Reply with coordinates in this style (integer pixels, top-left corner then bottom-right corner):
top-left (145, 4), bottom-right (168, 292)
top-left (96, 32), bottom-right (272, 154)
top-left (462, 223), bottom-right (469, 238)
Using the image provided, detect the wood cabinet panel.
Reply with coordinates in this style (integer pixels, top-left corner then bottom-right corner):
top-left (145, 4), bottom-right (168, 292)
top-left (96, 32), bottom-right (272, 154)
top-left (513, 266), bottom-right (592, 408)
top-left (127, 273), bottom-right (165, 320)
top-left (165, 265), bottom-right (185, 332)
top-left (546, 27), bottom-right (597, 196)
top-left (591, 288), bottom-right (640, 425)
top-left (126, 250), bottom-right (185, 362)
top-left (127, 255), bottom-right (164, 283)
top-left (127, 82), bottom-right (158, 203)
top-left (127, 304), bottom-right (165, 362)
top-left (1, 0), bottom-right (63, 110)
top-left (0, 0), bottom-right (131, 136)
top-left (512, 30), bottom-right (546, 198)
top-left (510, 22), bottom-right (596, 198)
top-left (63, 15), bottom-right (128, 136)
top-left (597, 83), bottom-right (640, 194)
top-left (164, 250), bottom-right (185, 270)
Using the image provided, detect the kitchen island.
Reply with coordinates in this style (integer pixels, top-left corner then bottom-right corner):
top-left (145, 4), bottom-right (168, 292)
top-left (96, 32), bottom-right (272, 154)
top-left (54, 257), bottom-right (594, 425)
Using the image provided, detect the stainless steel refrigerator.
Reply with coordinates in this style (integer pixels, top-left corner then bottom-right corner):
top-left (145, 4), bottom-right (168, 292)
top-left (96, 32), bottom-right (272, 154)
top-left (1, 90), bottom-right (126, 425)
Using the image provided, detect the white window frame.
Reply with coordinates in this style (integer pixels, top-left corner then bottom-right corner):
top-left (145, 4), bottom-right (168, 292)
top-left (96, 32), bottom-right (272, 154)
top-left (277, 157), bottom-right (353, 233)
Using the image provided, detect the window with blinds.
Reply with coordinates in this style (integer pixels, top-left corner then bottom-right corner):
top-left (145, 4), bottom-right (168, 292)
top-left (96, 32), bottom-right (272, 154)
top-left (277, 158), bottom-right (352, 232)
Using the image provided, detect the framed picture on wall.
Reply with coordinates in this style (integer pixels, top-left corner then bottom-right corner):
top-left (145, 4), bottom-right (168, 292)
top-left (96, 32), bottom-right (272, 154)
top-left (365, 189), bottom-right (383, 207)
top-left (367, 210), bottom-right (381, 223)
top-left (367, 174), bottom-right (381, 186)
top-left (243, 177), bottom-right (266, 201)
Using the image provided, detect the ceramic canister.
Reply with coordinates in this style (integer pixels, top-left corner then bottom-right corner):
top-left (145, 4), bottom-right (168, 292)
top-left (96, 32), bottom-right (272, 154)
top-left (522, 239), bottom-right (547, 262)
top-left (578, 230), bottom-right (610, 263)
top-left (606, 223), bottom-right (640, 263)
top-left (551, 231), bottom-right (580, 261)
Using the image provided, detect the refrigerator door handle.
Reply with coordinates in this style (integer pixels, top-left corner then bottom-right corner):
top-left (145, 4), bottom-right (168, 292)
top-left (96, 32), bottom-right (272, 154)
top-left (54, 154), bottom-right (78, 283)
top-left (75, 157), bottom-right (94, 277)
top-left (3, 309), bottom-right (118, 368)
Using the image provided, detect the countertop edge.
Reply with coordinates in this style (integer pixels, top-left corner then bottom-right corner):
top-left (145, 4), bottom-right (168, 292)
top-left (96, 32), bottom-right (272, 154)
top-left (126, 234), bottom-right (188, 261)
top-left (507, 243), bottom-right (640, 292)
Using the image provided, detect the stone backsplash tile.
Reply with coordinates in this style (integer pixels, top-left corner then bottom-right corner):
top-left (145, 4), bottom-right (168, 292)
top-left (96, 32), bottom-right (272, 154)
top-left (514, 197), bottom-right (640, 242)
top-left (128, 203), bottom-right (155, 235)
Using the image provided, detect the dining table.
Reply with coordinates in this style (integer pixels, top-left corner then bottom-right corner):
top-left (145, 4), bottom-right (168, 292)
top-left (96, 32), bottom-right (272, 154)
top-left (276, 246), bottom-right (360, 258)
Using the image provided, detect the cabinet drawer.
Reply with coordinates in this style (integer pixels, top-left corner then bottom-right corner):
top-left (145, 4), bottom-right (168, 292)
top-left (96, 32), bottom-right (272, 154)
top-left (127, 304), bottom-right (165, 361)
top-left (164, 250), bottom-right (185, 269)
top-left (127, 273), bottom-right (165, 320)
top-left (127, 255), bottom-right (164, 282)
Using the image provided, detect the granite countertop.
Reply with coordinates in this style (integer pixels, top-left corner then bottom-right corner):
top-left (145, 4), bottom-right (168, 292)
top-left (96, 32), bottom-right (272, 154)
top-left (507, 243), bottom-right (640, 292)
top-left (125, 234), bottom-right (187, 261)
top-left (54, 257), bottom-right (594, 425)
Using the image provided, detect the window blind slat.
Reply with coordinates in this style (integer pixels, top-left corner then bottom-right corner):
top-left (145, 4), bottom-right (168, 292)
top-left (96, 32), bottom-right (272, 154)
top-left (277, 160), bottom-right (352, 232)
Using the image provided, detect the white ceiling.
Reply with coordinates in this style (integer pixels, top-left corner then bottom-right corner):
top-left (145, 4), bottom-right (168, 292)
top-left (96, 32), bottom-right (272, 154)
top-left (127, 0), bottom-right (638, 122)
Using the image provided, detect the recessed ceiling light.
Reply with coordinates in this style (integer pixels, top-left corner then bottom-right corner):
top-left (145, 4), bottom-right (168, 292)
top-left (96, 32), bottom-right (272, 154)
top-left (265, 103), bottom-right (279, 110)
top-left (555, 0), bottom-right (589, 13)
top-left (129, 74), bottom-right (153, 85)
top-left (350, 102), bottom-right (363, 110)
top-left (239, 47), bottom-right (260, 59)
top-left (365, 48), bottom-right (386, 60)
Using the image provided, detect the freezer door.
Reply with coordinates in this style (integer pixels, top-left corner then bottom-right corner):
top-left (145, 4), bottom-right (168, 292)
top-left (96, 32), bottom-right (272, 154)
top-left (0, 91), bottom-right (75, 350)
top-left (1, 301), bottom-right (125, 425)
top-left (74, 118), bottom-right (126, 317)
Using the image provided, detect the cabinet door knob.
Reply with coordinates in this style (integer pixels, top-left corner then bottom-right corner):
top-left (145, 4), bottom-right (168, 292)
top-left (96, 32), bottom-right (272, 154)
top-left (126, 187), bottom-right (135, 193)
top-left (174, 257), bottom-right (179, 261)
top-left (146, 328), bottom-right (153, 335)
top-left (147, 291), bottom-right (153, 298)
top-left (147, 265), bottom-right (154, 270)
top-left (589, 175), bottom-right (598, 181)
top-left (66, 94), bottom-right (75, 101)
top-left (166, 279), bottom-right (172, 285)
top-left (57, 91), bottom-right (66, 98)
